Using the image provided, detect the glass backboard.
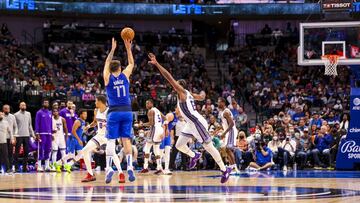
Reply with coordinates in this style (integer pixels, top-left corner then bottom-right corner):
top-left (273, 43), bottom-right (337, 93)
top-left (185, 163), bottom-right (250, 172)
top-left (298, 21), bottom-right (360, 66)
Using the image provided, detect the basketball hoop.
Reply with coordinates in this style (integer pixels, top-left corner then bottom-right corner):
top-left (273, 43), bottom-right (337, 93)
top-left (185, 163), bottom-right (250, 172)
top-left (321, 55), bottom-right (340, 76)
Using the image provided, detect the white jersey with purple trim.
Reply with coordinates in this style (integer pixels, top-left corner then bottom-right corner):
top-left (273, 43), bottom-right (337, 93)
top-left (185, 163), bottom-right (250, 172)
top-left (177, 90), bottom-right (203, 123)
top-left (91, 108), bottom-right (108, 147)
top-left (220, 108), bottom-right (237, 148)
top-left (151, 107), bottom-right (163, 127)
top-left (96, 108), bottom-right (108, 137)
top-left (148, 107), bottom-right (164, 143)
top-left (52, 116), bottom-right (66, 150)
top-left (177, 90), bottom-right (211, 144)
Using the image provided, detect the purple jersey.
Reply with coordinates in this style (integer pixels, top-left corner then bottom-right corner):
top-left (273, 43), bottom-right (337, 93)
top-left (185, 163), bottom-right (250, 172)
top-left (35, 108), bottom-right (52, 135)
top-left (59, 108), bottom-right (78, 135)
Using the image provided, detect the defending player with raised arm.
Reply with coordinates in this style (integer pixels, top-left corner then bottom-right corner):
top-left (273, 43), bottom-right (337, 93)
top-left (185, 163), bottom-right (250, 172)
top-left (148, 53), bottom-right (232, 184)
top-left (103, 37), bottom-right (136, 184)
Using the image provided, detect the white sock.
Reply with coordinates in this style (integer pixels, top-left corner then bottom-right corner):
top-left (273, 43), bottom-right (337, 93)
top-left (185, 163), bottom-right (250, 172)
top-left (106, 156), bottom-right (113, 171)
top-left (153, 144), bottom-right (162, 171)
top-left (143, 142), bottom-right (152, 169)
top-left (45, 159), bottom-right (50, 169)
top-left (164, 146), bottom-right (171, 171)
top-left (84, 151), bottom-right (93, 176)
top-left (38, 160), bottom-right (42, 168)
top-left (106, 139), bottom-right (122, 173)
top-left (126, 154), bottom-right (133, 171)
top-left (203, 142), bottom-right (226, 172)
top-left (144, 156), bottom-right (149, 169)
top-left (60, 149), bottom-right (66, 160)
top-left (52, 150), bottom-right (58, 164)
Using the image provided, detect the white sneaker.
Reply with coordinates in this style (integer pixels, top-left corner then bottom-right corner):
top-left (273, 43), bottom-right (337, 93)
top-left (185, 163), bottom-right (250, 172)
top-left (283, 166), bottom-right (288, 171)
top-left (37, 166), bottom-right (44, 172)
top-left (95, 166), bottom-right (101, 171)
top-left (162, 170), bottom-right (172, 175)
top-left (246, 166), bottom-right (259, 172)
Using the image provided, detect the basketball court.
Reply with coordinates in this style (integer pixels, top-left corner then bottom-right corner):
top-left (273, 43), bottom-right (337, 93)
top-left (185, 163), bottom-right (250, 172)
top-left (0, 171), bottom-right (360, 202)
top-left (1, 0), bottom-right (360, 203)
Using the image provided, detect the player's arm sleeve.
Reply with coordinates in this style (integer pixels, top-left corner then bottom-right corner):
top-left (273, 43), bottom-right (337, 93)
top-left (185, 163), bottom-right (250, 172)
top-left (35, 111), bottom-right (40, 134)
top-left (13, 116), bottom-right (18, 136)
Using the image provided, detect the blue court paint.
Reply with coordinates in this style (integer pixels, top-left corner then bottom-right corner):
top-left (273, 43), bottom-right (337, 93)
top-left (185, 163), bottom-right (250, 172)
top-left (0, 185), bottom-right (359, 202)
top-left (206, 170), bottom-right (360, 179)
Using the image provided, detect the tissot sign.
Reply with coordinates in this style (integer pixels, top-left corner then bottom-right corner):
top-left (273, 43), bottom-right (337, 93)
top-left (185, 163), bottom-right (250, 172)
top-left (336, 88), bottom-right (360, 169)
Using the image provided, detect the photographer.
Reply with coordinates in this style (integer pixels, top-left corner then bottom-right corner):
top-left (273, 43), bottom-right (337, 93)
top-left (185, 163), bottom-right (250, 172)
top-left (247, 140), bottom-right (273, 171)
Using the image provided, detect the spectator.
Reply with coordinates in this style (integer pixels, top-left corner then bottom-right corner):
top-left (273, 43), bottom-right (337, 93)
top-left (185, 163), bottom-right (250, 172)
top-left (228, 98), bottom-right (241, 119)
top-left (54, 85), bottom-right (67, 101)
top-left (311, 125), bottom-right (334, 169)
top-left (261, 24), bottom-right (272, 35)
top-left (339, 113), bottom-right (349, 131)
top-left (202, 99), bottom-right (215, 113)
top-left (267, 133), bottom-right (282, 167)
top-left (279, 135), bottom-right (297, 171)
top-left (14, 102), bottom-right (35, 172)
top-left (292, 107), bottom-right (305, 122)
top-left (1, 23), bottom-right (10, 36)
top-left (326, 111), bottom-right (340, 126)
top-left (234, 131), bottom-right (248, 169)
top-left (309, 112), bottom-right (323, 128)
top-left (236, 106), bottom-right (248, 131)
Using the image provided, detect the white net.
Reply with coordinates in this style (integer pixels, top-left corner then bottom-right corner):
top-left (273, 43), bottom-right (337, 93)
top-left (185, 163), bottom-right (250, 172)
top-left (322, 55), bottom-right (340, 76)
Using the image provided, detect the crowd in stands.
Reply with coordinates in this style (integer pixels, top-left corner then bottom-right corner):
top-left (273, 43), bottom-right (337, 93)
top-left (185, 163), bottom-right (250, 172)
top-left (0, 21), bottom-right (352, 173)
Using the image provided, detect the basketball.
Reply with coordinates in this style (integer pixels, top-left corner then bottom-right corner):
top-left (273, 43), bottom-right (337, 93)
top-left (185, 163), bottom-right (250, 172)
top-left (121, 27), bottom-right (135, 41)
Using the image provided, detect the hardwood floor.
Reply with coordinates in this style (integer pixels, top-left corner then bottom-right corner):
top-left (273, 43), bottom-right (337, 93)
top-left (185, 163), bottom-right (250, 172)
top-left (0, 170), bottom-right (360, 202)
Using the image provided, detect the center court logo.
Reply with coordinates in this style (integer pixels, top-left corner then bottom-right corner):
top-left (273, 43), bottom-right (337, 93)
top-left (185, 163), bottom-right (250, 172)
top-left (352, 98), bottom-right (360, 110)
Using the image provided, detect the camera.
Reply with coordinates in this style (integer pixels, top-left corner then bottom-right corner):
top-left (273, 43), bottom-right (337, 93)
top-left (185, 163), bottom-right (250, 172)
top-left (255, 140), bottom-right (263, 151)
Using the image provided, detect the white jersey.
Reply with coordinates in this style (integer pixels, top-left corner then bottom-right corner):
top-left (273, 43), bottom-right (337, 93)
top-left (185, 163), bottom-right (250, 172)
top-left (96, 108), bottom-right (108, 136)
top-left (52, 116), bottom-right (66, 150)
top-left (177, 90), bottom-right (212, 144)
top-left (220, 108), bottom-right (238, 148)
top-left (151, 107), bottom-right (163, 127)
top-left (177, 90), bottom-right (203, 124)
top-left (52, 116), bottom-right (64, 137)
top-left (220, 108), bottom-right (237, 133)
